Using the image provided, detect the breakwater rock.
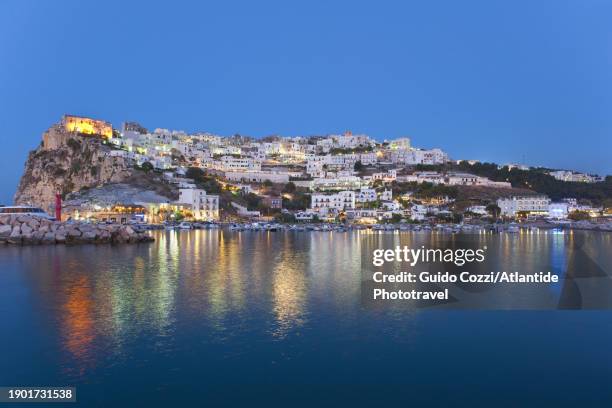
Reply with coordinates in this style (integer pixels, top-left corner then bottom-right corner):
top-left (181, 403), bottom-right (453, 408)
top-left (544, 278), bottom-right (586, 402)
top-left (0, 215), bottom-right (154, 245)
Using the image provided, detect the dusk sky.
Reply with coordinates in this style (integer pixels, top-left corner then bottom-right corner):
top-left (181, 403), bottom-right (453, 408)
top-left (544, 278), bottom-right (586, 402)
top-left (1, 0), bottom-right (610, 204)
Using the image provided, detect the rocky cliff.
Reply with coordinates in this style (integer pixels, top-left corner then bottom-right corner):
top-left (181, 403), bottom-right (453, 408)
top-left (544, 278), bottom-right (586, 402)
top-left (14, 127), bottom-right (176, 211)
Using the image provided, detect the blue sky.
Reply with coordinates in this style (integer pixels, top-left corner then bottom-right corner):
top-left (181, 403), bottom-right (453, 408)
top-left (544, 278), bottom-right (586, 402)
top-left (1, 0), bottom-right (610, 204)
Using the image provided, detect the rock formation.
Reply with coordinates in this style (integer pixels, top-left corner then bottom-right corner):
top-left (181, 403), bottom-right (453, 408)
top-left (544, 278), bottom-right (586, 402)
top-left (14, 125), bottom-right (133, 211)
top-left (14, 124), bottom-right (177, 212)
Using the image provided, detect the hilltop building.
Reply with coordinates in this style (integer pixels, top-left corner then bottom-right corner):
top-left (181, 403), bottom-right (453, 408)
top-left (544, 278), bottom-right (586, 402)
top-left (62, 114), bottom-right (113, 139)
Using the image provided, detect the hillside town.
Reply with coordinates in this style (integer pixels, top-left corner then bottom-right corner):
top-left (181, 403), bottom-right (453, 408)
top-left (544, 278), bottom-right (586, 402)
top-left (10, 115), bottom-right (612, 230)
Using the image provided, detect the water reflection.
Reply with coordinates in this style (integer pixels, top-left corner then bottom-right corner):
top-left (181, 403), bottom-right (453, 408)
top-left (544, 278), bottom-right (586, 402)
top-left (6, 230), bottom-right (612, 381)
top-left (62, 275), bottom-right (95, 376)
top-left (272, 235), bottom-right (308, 338)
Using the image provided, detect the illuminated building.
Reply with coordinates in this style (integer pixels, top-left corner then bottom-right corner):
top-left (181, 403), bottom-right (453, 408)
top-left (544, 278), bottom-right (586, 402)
top-left (310, 191), bottom-right (356, 215)
top-left (497, 195), bottom-right (551, 217)
top-left (548, 202), bottom-right (569, 219)
top-left (63, 204), bottom-right (147, 224)
top-left (62, 114), bottom-right (113, 139)
top-left (177, 188), bottom-right (219, 221)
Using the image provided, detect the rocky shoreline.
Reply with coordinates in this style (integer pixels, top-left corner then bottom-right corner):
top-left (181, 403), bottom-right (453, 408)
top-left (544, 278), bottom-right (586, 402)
top-left (0, 215), bottom-right (154, 245)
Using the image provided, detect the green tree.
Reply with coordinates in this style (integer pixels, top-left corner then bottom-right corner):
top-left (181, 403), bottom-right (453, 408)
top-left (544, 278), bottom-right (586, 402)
top-left (283, 182), bottom-right (296, 193)
top-left (389, 213), bottom-right (402, 223)
top-left (245, 193), bottom-right (262, 210)
top-left (568, 210), bottom-right (590, 221)
top-left (282, 191), bottom-right (310, 210)
top-left (185, 167), bottom-right (221, 193)
top-left (67, 138), bottom-right (81, 151)
top-left (275, 212), bottom-right (296, 223)
top-left (486, 204), bottom-right (501, 219)
top-left (185, 167), bottom-right (206, 182)
top-left (141, 161), bottom-right (154, 172)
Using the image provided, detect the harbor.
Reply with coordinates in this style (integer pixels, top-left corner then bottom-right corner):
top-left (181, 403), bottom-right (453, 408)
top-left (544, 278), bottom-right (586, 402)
top-left (3, 213), bottom-right (612, 246)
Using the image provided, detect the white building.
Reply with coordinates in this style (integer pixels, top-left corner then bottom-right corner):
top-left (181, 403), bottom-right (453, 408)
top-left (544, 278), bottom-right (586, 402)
top-left (332, 132), bottom-right (372, 149)
top-left (224, 171), bottom-right (289, 184)
top-left (380, 189), bottom-right (393, 201)
top-left (295, 211), bottom-right (316, 221)
top-left (497, 196), bottom-right (550, 217)
top-left (467, 205), bottom-right (489, 216)
top-left (323, 153), bottom-right (359, 170)
top-left (548, 202), bottom-right (569, 219)
top-left (312, 176), bottom-right (362, 191)
top-left (410, 204), bottom-right (429, 221)
top-left (388, 138), bottom-right (411, 150)
top-left (306, 159), bottom-right (326, 178)
top-left (345, 209), bottom-right (379, 222)
top-left (381, 201), bottom-right (401, 211)
top-left (445, 173), bottom-right (480, 185)
top-left (216, 156), bottom-right (261, 172)
top-left (356, 188), bottom-right (377, 203)
top-left (316, 138), bottom-right (334, 153)
top-left (397, 171), bottom-right (445, 184)
top-left (178, 188), bottom-right (219, 221)
top-left (391, 148), bottom-right (448, 165)
top-left (359, 152), bottom-right (378, 165)
top-left (548, 170), bottom-right (602, 183)
top-left (310, 191), bottom-right (356, 215)
top-left (372, 169), bottom-right (397, 182)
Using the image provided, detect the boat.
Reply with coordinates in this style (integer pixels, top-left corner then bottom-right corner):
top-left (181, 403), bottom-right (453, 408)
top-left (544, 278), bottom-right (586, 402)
top-left (179, 222), bottom-right (193, 230)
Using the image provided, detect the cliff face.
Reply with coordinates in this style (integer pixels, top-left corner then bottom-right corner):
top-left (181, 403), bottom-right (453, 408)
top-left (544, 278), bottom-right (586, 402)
top-left (14, 130), bottom-right (133, 211)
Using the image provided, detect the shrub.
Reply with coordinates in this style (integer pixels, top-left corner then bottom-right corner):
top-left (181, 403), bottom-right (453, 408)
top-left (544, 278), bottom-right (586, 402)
top-left (66, 138), bottom-right (81, 151)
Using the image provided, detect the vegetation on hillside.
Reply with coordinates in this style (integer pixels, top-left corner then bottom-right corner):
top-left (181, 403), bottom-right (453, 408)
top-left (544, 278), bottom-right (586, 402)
top-left (185, 167), bottom-right (222, 194)
top-left (329, 146), bottom-right (373, 155)
top-left (413, 162), bottom-right (611, 205)
top-left (455, 162), bottom-right (612, 203)
top-left (391, 181), bottom-right (458, 200)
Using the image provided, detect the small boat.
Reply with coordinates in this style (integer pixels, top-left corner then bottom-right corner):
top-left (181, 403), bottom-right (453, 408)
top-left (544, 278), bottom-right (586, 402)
top-left (179, 222), bottom-right (193, 230)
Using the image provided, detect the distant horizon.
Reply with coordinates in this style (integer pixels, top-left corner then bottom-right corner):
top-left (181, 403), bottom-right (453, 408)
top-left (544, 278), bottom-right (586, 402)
top-left (2, 0), bottom-right (611, 204)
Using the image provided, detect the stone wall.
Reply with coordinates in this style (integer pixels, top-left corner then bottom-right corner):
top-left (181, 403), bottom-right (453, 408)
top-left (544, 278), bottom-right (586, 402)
top-left (42, 125), bottom-right (72, 150)
top-left (0, 215), bottom-right (153, 245)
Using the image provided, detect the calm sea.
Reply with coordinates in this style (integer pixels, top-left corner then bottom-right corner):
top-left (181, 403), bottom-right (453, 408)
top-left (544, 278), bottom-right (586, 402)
top-left (1, 230), bottom-right (611, 407)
